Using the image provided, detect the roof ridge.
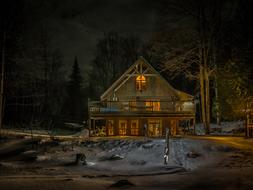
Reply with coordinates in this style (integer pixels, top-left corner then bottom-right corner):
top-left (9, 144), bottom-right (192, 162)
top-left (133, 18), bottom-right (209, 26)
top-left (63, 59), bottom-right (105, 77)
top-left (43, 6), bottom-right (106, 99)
top-left (100, 56), bottom-right (193, 100)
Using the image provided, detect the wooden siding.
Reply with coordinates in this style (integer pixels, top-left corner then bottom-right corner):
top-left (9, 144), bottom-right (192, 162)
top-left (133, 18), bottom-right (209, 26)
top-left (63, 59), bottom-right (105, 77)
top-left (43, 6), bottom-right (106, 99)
top-left (89, 57), bottom-right (196, 137)
top-left (103, 61), bottom-right (180, 101)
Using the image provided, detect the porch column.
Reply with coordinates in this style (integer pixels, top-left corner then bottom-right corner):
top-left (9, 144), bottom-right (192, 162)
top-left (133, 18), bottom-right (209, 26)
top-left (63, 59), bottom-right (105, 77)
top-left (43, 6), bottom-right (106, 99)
top-left (193, 118), bottom-right (196, 135)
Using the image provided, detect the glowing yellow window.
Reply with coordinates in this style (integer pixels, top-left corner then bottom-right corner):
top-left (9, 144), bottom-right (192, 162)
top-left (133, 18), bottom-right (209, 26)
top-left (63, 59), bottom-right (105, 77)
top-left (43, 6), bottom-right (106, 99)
top-left (145, 101), bottom-right (160, 111)
top-left (107, 120), bottom-right (114, 136)
top-left (136, 75), bottom-right (146, 91)
top-left (119, 120), bottom-right (127, 135)
top-left (131, 120), bottom-right (139, 135)
top-left (153, 101), bottom-right (160, 111)
top-left (148, 119), bottom-right (162, 137)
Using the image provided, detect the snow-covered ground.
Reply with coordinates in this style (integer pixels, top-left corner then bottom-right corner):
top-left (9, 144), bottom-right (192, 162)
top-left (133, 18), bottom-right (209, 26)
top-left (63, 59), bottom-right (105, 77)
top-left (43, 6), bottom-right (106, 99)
top-left (1, 135), bottom-right (253, 190)
top-left (0, 137), bottom-right (245, 176)
top-left (195, 121), bottom-right (244, 135)
top-left (0, 120), bottom-right (249, 178)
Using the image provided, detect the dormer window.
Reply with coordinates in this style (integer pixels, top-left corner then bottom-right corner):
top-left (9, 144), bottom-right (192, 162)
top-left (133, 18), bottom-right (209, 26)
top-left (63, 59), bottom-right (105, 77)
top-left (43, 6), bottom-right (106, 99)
top-left (136, 75), bottom-right (146, 91)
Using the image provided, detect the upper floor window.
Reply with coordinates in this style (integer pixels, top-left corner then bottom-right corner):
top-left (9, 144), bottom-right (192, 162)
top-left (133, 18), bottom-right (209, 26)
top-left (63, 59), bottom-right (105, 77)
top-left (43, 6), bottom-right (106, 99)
top-left (145, 100), bottom-right (160, 111)
top-left (136, 75), bottom-right (146, 91)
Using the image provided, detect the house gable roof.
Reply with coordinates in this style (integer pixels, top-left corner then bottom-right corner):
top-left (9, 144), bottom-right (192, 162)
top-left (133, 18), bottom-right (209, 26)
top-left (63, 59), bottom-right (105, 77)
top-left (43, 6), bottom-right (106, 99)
top-left (100, 57), bottom-right (193, 101)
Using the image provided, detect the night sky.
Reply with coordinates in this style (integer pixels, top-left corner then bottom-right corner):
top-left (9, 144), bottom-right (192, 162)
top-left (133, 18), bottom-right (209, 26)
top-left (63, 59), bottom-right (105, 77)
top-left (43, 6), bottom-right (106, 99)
top-left (24, 0), bottom-right (159, 77)
top-left (2, 0), bottom-right (253, 80)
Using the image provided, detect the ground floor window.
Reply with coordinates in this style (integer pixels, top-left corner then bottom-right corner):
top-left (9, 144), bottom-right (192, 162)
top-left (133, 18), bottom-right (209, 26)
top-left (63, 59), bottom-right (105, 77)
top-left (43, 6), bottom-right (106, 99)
top-left (131, 120), bottom-right (139, 135)
top-left (148, 119), bottom-right (162, 137)
top-left (119, 120), bottom-right (127, 135)
top-left (107, 120), bottom-right (114, 136)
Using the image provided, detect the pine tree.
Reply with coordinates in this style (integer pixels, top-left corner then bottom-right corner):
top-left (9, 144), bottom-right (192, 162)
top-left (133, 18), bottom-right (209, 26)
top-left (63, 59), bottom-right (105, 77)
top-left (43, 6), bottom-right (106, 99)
top-left (65, 56), bottom-right (84, 122)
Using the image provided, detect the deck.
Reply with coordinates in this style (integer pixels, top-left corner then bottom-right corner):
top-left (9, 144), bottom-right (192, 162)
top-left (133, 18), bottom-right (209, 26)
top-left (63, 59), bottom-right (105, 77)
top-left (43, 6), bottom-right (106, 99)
top-left (89, 100), bottom-right (195, 118)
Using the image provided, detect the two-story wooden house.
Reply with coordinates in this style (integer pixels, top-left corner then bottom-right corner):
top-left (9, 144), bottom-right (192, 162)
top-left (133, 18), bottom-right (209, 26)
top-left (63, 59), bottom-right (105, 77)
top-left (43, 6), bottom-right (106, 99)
top-left (88, 57), bottom-right (195, 137)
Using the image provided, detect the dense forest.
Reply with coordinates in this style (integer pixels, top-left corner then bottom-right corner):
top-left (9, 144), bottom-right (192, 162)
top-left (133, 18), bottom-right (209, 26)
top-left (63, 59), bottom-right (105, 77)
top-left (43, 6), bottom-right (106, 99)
top-left (0, 0), bottom-right (253, 131)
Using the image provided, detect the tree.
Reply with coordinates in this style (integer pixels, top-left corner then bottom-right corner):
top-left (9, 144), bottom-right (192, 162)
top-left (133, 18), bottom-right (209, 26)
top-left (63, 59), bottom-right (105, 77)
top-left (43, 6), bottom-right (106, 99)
top-left (0, 29), bottom-right (5, 134)
top-left (6, 22), bottom-right (66, 128)
top-left (64, 57), bottom-right (84, 122)
top-left (90, 31), bottom-right (143, 98)
top-left (1, 3), bottom-right (66, 128)
top-left (217, 59), bottom-right (253, 121)
top-left (0, 0), bottom-right (26, 131)
top-left (212, 0), bottom-right (253, 127)
top-left (35, 25), bottom-right (66, 127)
top-left (151, 0), bottom-right (238, 133)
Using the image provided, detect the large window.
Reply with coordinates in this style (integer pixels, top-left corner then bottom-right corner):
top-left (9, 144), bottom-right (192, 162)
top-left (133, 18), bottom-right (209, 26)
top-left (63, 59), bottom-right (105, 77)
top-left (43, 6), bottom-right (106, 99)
top-left (136, 75), bottom-right (146, 91)
top-left (145, 100), bottom-right (160, 111)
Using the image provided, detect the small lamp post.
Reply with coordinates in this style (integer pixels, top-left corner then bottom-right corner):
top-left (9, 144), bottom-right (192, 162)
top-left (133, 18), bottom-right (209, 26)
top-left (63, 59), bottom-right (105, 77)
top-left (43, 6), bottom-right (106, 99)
top-left (164, 128), bottom-right (170, 165)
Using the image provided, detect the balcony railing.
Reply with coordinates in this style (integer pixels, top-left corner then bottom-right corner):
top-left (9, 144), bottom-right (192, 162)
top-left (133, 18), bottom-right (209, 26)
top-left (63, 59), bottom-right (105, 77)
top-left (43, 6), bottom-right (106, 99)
top-left (89, 100), bottom-right (195, 114)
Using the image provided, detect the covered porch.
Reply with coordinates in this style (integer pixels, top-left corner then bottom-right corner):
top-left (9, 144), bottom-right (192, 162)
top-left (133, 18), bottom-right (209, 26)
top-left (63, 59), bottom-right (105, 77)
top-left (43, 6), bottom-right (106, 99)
top-left (89, 115), bottom-right (195, 137)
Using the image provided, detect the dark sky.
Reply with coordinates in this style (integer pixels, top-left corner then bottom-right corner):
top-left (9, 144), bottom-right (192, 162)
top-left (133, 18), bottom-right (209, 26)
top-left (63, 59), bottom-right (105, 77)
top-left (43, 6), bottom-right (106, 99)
top-left (29, 0), bottom-right (159, 78)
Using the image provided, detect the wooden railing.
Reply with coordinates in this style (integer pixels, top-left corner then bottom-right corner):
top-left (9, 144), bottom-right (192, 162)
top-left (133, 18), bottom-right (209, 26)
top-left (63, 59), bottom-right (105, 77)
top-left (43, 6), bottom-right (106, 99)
top-left (89, 100), bottom-right (195, 114)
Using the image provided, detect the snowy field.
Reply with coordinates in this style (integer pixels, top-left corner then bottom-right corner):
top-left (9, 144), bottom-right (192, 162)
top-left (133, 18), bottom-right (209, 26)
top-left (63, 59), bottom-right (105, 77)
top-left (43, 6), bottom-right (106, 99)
top-left (34, 138), bottom-right (233, 174)
top-left (2, 138), bottom-right (239, 175)
top-left (195, 121), bottom-right (244, 135)
top-left (1, 136), bottom-right (252, 176)
top-left (1, 125), bottom-right (253, 189)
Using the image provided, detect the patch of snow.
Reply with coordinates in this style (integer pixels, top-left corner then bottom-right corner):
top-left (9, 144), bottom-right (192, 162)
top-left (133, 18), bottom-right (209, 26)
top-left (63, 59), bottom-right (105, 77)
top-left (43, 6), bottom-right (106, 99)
top-left (86, 161), bottom-right (95, 166)
top-left (73, 129), bottom-right (89, 138)
top-left (37, 155), bottom-right (51, 161)
top-left (195, 121), bottom-right (244, 135)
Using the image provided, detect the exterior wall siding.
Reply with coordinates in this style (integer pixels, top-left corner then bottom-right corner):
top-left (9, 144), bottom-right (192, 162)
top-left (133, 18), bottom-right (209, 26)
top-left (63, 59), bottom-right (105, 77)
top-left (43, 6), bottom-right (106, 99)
top-left (105, 74), bottom-right (177, 101)
top-left (89, 58), bottom-right (195, 137)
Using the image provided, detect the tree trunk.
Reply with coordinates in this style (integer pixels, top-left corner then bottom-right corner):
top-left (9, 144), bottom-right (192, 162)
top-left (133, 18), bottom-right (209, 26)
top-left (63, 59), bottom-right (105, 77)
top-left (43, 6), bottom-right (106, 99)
top-left (0, 31), bottom-right (6, 135)
top-left (200, 64), bottom-right (207, 131)
top-left (245, 101), bottom-right (250, 137)
top-left (214, 74), bottom-right (221, 125)
top-left (205, 68), bottom-right (210, 134)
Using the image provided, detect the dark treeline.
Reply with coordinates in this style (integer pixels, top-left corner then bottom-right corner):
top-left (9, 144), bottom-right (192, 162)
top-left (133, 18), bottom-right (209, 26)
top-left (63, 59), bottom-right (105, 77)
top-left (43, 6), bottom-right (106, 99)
top-left (1, 0), bottom-right (253, 130)
top-left (0, 1), bottom-right (83, 128)
top-left (149, 0), bottom-right (253, 127)
top-left (89, 31), bottom-right (150, 98)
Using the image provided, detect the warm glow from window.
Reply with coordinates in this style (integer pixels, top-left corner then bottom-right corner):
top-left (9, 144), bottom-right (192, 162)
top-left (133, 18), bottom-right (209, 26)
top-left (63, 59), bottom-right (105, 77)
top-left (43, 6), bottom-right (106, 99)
top-left (136, 75), bottom-right (146, 91)
top-left (107, 120), bottom-right (114, 136)
top-left (145, 101), bottom-right (160, 111)
top-left (119, 120), bottom-right (127, 135)
top-left (131, 120), bottom-right (139, 135)
top-left (148, 119), bottom-right (162, 137)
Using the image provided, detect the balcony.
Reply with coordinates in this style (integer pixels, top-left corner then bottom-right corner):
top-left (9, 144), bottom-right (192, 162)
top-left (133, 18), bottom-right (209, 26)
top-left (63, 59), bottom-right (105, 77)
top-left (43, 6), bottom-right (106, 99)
top-left (89, 100), bottom-right (195, 116)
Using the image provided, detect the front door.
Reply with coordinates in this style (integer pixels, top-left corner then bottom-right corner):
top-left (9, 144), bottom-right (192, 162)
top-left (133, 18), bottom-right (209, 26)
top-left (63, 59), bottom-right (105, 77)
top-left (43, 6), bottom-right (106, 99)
top-left (148, 119), bottom-right (162, 137)
top-left (119, 120), bottom-right (127, 135)
top-left (131, 120), bottom-right (139, 135)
